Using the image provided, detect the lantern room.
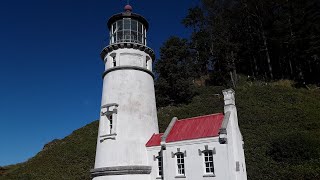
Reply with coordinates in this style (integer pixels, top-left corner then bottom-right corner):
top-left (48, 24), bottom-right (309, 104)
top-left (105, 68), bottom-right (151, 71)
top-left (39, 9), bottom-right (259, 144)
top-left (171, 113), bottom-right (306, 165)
top-left (107, 5), bottom-right (149, 46)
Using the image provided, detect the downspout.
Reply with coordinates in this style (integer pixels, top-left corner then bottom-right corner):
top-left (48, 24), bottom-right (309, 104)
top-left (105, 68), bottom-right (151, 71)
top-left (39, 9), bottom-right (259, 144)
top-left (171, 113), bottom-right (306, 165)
top-left (160, 144), bottom-right (165, 180)
top-left (160, 117), bottom-right (178, 180)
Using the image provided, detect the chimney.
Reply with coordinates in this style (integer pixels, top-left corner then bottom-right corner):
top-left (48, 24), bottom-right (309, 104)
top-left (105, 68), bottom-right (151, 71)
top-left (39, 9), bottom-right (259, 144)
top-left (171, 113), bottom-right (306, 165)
top-left (222, 89), bottom-right (236, 113)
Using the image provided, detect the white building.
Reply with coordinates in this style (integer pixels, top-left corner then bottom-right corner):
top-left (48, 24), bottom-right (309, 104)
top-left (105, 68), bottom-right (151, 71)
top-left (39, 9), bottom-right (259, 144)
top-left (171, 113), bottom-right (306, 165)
top-left (146, 89), bottom-right (247, 180)
top-left (91, 5), bottom-right (247, 180)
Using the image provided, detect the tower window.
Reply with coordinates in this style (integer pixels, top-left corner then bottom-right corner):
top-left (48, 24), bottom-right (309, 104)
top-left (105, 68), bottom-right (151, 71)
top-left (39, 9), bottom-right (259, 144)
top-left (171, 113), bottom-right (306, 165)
top-left (113, 57), bottom-right (116, 67)
top-left (110, 53), bottom-right (117, 67)
top-left (146, 56), bottom-right (151, 71)
top-left (176, 153), bottom-right (185, 176)
top-left (109, 115), bottom-right (113, 134)
top-left (100, 103), bottom-right (118, 140)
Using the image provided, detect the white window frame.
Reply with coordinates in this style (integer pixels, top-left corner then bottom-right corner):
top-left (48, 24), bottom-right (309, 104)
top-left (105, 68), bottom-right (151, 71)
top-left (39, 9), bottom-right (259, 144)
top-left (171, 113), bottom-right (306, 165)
top-left (203, 150), bottom-right (214, 175)
top-left (199, 145), bottom-right (216, 177)
top-left (176, 153), bottom-right (185, 176)
top-left (99, 103), bottom-right (118, 142)
top-left (154, 152), bottom-right (163, 179)
top-left (108, 53), bottom-right (117, 69)
top-left (146, 55), bottom-right (152, 71)
top-left (172, 148), bottom-right (187, 177)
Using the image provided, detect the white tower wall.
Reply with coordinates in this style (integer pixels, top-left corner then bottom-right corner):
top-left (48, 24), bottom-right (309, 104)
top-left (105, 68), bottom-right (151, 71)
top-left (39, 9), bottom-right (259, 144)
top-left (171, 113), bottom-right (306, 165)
top-left (92, 48), bottom-right (158, 180)
top-left (95, 48), bottom-right (158, 167)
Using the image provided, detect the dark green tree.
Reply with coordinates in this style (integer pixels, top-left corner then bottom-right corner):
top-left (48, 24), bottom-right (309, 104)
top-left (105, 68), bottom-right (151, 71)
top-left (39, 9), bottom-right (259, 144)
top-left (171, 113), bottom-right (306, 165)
top-left (183, 0), bottom-right (244, 87)
top-left (181, 0), bottom-right (320, 84)
top-left (302, 0), bottom-right (320, 84)
top-left (154, 37), bottom-right (196, 107)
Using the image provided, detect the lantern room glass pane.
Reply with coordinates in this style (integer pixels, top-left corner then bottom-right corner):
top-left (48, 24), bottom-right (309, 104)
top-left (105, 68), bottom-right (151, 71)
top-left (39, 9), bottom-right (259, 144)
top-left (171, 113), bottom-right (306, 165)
top-left (124, 30), bottom-right (131, 42)
top-left (116, 31), bottom-right (123, 42)
top-left (117, 20), bottom-right (123, 31)
top-left (132, 20), bottom-right (137, 31)
top-left (116, 20), bottom-right (123, 31)
top-left (138, 23), bottom-right (142, 33)
top-left (124, 19), bottom-right (130, 30)
top-left (132, 31), bottom-right (138, 42)
top-left (112, 23), bottom-right (115, 33)
top-left (112, 35), bottom-right (115, 44)
top-left (138, 32), bottom-right (142, 43)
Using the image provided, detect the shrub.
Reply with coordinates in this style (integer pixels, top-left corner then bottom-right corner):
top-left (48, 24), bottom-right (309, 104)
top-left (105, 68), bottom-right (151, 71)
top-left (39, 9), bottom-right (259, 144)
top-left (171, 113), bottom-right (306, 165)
top-left (267, 133), bottom-right (319, 164)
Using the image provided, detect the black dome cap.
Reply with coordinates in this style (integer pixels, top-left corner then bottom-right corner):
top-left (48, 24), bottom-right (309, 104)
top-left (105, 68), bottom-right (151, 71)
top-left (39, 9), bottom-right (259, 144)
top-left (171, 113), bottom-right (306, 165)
top-left (107, 10), bottom-right (149, 31)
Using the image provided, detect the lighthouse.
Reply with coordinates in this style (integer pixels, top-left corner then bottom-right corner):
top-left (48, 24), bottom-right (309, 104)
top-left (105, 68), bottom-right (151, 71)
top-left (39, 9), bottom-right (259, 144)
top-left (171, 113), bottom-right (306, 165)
top-left (91, 4), bottom-right (159, 180)
top-left (91, 4), bottom-right (248, 180)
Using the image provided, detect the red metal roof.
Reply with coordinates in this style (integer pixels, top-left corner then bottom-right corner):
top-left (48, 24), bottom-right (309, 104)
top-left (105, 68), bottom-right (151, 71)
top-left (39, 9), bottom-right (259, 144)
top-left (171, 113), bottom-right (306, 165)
top-left (146, 133), bottom-right (163, 147)
top-left (166, 113), bottom-right (224, 143)
top-left (146, 113), bottom-right (224, 147)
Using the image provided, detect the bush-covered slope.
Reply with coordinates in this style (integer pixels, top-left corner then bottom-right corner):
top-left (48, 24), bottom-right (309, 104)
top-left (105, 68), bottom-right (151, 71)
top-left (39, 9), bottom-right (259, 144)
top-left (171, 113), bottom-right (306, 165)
top-left (1, 84), bottom-right (320, 180)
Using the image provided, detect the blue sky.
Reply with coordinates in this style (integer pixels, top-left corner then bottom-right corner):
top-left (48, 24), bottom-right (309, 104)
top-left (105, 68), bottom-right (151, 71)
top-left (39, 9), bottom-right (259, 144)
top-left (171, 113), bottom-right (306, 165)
top-left (0, 0), bottom-right (198, 166)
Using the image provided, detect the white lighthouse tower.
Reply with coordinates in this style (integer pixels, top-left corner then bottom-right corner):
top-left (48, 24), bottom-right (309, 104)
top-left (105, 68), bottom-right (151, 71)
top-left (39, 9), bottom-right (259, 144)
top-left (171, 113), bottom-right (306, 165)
top-left (91, 4), bottom-right (159, 180)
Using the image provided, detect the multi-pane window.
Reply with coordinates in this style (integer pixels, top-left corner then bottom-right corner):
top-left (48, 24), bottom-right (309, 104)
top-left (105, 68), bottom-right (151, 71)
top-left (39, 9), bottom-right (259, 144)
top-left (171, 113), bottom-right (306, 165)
top-left (110, 18), bottom-right (146, 45)
top-left (158, 156), bottom-right (162, 176)
top-left (204, 151), bottom-right (214, 174)
top-left (176, 153), bottom-right (185, 175)
top-left (156, 153), bottom-right (163, 177)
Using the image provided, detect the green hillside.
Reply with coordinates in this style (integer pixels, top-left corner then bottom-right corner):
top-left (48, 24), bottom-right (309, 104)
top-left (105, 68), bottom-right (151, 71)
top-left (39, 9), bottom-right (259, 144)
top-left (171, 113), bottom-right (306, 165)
top-left (1, 83), bottom-right (320, 180)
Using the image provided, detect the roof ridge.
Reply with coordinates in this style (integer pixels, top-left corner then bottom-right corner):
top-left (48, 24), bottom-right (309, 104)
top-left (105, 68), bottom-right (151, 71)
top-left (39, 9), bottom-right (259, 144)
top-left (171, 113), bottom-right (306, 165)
top-left (149, 133), bottom-right (164, 137)
top-left (177, 112), bottom-right (223, 121)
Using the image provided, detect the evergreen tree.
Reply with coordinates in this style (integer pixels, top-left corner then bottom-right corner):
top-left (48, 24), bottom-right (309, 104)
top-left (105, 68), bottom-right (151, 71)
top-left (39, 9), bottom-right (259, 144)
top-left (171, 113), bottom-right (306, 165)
top-left (181, 0), bottom-right (320, 84)
top-left (154, 37), bottom-right (195, 107)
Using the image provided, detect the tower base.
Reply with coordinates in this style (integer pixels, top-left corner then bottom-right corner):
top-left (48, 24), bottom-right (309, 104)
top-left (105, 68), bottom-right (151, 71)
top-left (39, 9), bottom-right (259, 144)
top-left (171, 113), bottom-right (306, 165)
top-left (93, 174), bottom-right (150, 180)
top-left (91, 166), bottom-right (151, 180)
